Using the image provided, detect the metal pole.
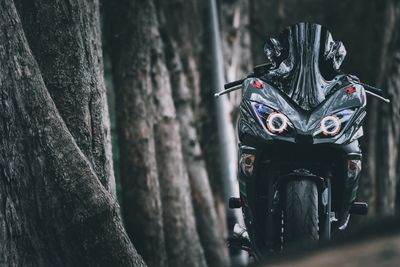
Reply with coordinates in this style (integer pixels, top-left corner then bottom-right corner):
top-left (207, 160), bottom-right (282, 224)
top-left (207, 0), bottom-right (246, 264)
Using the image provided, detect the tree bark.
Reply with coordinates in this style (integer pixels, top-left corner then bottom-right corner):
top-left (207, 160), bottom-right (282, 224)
top-left (150, 16), bottom-right (207, 267)
top-left (375, 0), bottom-right (400, 215)
top-left (0, 0), bottom-right (145, 265)
top-left (156, 1), bottom-right (230, 266)
top-left (221, 0), bottom-right (252, 112)
top-left (107, 0), bottom-right (208, 266)
top-left (15, 0), bottom-right (116, 195)
top-left (105, 0), bottom-right (167, 266)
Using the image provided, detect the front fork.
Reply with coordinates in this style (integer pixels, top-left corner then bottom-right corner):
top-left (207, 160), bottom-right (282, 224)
top-left (319, 178), bottom-right (332, 241)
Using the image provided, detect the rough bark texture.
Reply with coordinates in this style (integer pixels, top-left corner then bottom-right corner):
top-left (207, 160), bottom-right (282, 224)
top-left (375, 0), bottom-right (400, 215)
top-left (15, 0), bottom-right (116, 195)
top-left (157, 1), bottom-right (230, 266)
top-left (107, 0), bottom-right (208, 266)
top-left (221, 0), bottom-right (252, 112)
top-left (106, 1), bottom-right (167, 266)
top-left (150, 18), bottom-right (207, 267)
top-left (0, 0), bottom-right (145, 265)
top-left (153, 92), bottom-right (207, 267)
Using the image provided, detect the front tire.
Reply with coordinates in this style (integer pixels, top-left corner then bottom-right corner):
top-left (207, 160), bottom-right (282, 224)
top-left (283, 180), bottom-right (319, 245)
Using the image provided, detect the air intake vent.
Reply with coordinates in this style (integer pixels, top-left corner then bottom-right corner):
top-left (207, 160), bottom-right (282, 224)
top-left (296, 134), bottom-right (313, 144)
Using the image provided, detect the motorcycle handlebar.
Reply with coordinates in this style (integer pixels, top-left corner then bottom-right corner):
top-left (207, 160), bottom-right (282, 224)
top-left (224, 79), bottom-right (245, 89)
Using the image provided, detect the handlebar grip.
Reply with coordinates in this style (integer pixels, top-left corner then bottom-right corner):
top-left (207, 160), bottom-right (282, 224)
top-left (224, 79), bottom-right (245, 89)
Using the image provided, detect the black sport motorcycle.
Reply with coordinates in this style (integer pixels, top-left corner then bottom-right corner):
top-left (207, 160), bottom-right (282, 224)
top-left (216, 23), bottom-right (390, 260)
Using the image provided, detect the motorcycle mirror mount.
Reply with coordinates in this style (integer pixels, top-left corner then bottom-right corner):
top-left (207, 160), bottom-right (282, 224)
top-left (214, 84), bottom-right (242, 98)
top-left (353, 82), bottom-right (390, 103)
top-left (253, 63), bottom-right (272, 76)
top-left (215, 77), bottom-right (391, 103)
top-left (215, 73), bottom-right (259, 98)
top-left (365, 90), bottom-right (390, 103)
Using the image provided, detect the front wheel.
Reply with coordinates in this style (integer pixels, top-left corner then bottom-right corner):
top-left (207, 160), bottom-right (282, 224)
top-left (283, 180), bottom-right (319, 245)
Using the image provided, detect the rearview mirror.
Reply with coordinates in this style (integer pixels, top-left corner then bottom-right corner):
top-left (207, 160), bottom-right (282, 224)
top-left (253, 63), bottom-right (271, 76)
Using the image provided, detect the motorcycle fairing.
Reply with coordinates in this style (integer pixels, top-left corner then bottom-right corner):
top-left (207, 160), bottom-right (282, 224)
top-left (262, 23), bottom-right (347, 111)
top-left (234, 22), bottom-right (368, 257)
top-left (239, 76), bottom-right (366, 145)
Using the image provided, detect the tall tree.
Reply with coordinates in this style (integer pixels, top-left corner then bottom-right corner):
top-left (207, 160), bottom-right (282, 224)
top-left (375, 0), bottom-right (400, 215)
top-left (16, 0), bottom-right (116, 195)
top-left (156, 0), bottom-right (230, 266)
top-left (106, 0), bottom-right (208, 266)
top-left (0, 0), bottom-right (145, 265)
top-left (105, 0), bottom-right (167, 266)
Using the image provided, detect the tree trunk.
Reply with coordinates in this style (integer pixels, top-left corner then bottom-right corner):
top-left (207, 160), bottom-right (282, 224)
top-left (221, 0), bottom-right (252, 112)
top-left (0, 0), bottom-right (145, 265)
top-left (15, 0), bottom-right (116, 195)
top-left (106, 0), bottom-right (208, 266)
top-left (375, 0), bottom-right (400, 215)
top-left (156, 1), bottom-right (230, 266)
top-left (151, 26), bottom-right (207, 267)
top-left (105, 0), bottom-right (167, 266)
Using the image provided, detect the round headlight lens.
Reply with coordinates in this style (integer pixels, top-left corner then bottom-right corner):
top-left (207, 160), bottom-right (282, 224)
top-left (320, 115), bottom-right (341, 136)
top-left (266, 112), bottom-right (288, 133)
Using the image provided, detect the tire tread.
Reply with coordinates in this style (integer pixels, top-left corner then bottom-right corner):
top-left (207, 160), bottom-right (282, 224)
top-left (284, 180), bottom-right (319, 244)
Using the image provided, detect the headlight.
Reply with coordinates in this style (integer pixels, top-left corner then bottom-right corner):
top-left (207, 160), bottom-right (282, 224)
top-left (266, 112), bottom-right (289, 133)
top-left (320, 115), bottom-right (341, 136)
top-left (251, 102), bottom-right (294, 136)
top-left (314, 109), bottom-right (355, 137)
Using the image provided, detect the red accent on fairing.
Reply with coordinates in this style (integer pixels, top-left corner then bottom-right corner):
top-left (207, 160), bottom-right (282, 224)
top-left (345, 86), bottom-right (357, 94)
top-left (253, 80), bottom-right (264, 89)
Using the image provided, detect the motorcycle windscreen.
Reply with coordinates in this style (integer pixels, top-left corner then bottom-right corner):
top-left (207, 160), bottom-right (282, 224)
top-left (263, 23), bottom-right (347, 111)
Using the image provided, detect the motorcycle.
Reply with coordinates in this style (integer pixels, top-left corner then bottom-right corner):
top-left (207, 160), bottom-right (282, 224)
top-left (215, 23), bottom-right (390, 260)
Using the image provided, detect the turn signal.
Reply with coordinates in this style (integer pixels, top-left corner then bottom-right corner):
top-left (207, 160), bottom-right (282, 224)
top-left (240, 154), bottom-right (255, 176)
